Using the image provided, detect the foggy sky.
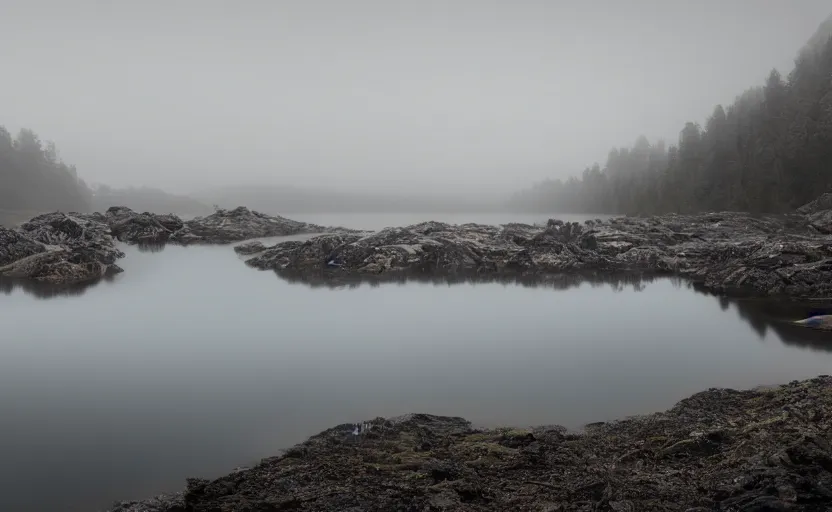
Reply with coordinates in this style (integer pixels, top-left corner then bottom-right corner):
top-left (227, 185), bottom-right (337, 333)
top-left (2, 1), bottom-right (829, 197)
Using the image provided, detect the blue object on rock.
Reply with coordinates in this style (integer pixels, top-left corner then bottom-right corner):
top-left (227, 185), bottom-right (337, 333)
top-left (795, 315), bottom-right (832, 330)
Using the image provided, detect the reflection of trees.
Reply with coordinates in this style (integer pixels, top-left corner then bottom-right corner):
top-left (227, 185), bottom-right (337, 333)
top-left (0, 275), bottom-right (113, 299)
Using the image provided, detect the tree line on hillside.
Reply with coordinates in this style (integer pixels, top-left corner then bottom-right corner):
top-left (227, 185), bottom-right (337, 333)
top-left (510, 16), bottom-right (832, 215)
top-left (0, 127), bottom-right (92, 213)
top-left (0, 126), bottom-right (210, 218)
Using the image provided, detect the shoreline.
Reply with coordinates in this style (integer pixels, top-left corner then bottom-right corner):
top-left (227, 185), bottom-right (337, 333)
top-left (1, 195), bottom-right (831, 300)
top-left (109, 375), bottom-right (832, 511)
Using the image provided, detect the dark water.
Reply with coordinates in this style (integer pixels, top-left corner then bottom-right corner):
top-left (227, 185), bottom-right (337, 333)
top-left (2, 213), bottom-right (832, 512)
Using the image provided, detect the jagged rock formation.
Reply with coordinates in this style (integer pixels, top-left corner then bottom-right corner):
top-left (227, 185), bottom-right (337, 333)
top-left (247, 203), bottom-right (832, 298)
top-left (0, 212), bottom-right (124, 284)
top-left (108, 376), bottom-right (832, 511)
top-left (170, 206), bottom-right (342, 245)
top-left (105, 206), bottom-right (185, 244)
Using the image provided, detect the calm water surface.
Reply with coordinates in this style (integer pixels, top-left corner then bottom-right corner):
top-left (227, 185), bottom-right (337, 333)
top-left (1, 213), bottom-right (831, 512)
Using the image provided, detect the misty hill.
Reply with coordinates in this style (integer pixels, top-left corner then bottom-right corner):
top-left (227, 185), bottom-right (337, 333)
top-left (0, 127), bottom-right (92, 218)
top-left (510, 14), bottom-right (832, 215)
top-left (199, 185), bottom-right (503, 215)
top-left (90, 185), bottom-right (211, 217)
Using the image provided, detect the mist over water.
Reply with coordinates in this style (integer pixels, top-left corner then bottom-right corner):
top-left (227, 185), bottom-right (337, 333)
top-left (2, 215), bottom-right (831, 512)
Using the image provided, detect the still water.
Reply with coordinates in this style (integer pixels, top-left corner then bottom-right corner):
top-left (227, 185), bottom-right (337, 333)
top-left (1, 213), bottom-right (831, 512)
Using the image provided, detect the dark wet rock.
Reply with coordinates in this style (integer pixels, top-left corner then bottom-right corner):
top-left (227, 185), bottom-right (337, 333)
top-left (807, 209), bottom-right (832, 234)
top-left (110, 376), bottom-right (832, 512)
top-left (105, 206), bottom-right (184, 244)
top-left (1, 212), bottom-right (125, 284)
top-left (796, 192), bottom-right (832, 214)
top-left (0, 227), bottom-right (45, 266)
top-left (247, 233), bottom-right (367, 271)
top-left (107, 494), bottom-right (184, 512)
top-left (233, 240), bottom-right (267, 255)
top-left (247, 202), bottom-right (832, 298)
top-left (170, 206), bottom-right (343, 245)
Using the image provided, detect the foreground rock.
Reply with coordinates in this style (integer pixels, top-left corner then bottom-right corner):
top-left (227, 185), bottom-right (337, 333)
top-left (109, 376), bottom-right (832, 511)
top-left (0, 212), bottom-right (124, 284)
top-left (248, 198), bottom-right (832, 298)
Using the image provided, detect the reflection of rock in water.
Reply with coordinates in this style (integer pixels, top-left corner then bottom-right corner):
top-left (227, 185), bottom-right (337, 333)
top-left (714, 296), bottom-right (832, 352)
top-left (272, 270), bottom-right (832, 353)
top-left (271, 268), bottom-right (666, 293)
top-left (136, 242), bottom-right (167, 253)
top-left (0, 275), bottom-right (112, 299)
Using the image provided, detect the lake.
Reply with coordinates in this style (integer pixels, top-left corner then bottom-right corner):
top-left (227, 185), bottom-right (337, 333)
top-left (1, 212), bottom-right (832, 512)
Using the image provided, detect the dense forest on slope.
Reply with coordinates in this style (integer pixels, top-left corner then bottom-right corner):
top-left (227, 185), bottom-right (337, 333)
top-left (510, 15), bottom-right (832, 215)
top-left (0, 125), bottom-right (211, 224)
top-left (0, 127), bottom-right (92, 214)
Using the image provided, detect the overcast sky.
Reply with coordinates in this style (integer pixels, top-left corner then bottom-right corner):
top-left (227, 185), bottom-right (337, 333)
top-left (1, 1), bottom-right (830, 196)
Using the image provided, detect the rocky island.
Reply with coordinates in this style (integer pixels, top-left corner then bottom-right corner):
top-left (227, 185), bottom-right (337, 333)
top-left (0, 206), bottom-right (350, 285)
top-left (244, 193), bottom-right (832, 299)
top-left (109, 376), bottom-right (832, 511)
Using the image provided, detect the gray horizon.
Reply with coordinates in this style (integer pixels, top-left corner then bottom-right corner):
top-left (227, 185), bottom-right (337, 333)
top-left (2, 0), bottom-right (829, 199)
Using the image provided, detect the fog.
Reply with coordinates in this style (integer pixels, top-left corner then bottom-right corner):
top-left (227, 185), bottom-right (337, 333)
top-left (2, 0), bottom-right (829, 199)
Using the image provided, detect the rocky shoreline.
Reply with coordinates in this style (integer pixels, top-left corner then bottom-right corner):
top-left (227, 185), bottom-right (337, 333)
top-left (243, 194), bottom-right (832, 299)
top-left (1, 194), bottom-right (831, 295)
top-left (108, 376), bottom-right (832, 511)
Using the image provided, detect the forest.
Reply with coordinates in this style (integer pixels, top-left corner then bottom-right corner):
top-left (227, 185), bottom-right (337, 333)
top-left (0, 128), bottom-right (209, 224)
top-left (509, 15), bottom-right (832, 215)
top-left (0, 127), bottom-right (92, 215)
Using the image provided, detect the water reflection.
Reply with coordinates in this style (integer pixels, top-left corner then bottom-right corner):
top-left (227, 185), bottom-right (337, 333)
top-left (269, 270), bottom-right (832, 351)
top-left (726, 297), bottom-right (832, 352)
top-left (272, 268), bottom-right (661, 292)
top-left (0, 275), bottom-right (113, 300)
top-left (4, 263), bottom-right (830, 352)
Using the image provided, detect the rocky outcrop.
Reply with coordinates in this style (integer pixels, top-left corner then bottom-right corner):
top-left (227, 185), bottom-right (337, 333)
top-left (0, 206), bottom-right (348, 285)
top-left (105, 206), bottom-right (184, 244)
top-left (0, 212), bottom-right (124, 284)
top-left (247, 207), bottom-right (832, 298)
top-left (170, 206), bottom-right (342, 245)
top-left (109, 376), bottom-right (832, 511)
